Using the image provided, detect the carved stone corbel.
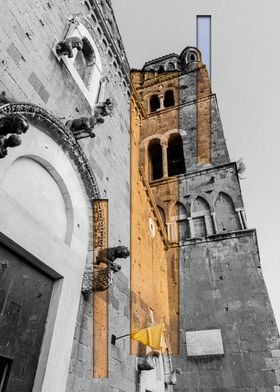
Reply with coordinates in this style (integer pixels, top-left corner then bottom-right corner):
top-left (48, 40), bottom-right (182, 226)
top-left (0, 113), bottom-right (29, 158)
top-left (66, 98), bottom-right (114, 140)
top-left (137, 351), bottom-right (160, 371)
top-left (55, 36), bottom-right (83, 58)
top-left (165, 368), bottom-right (182, 385)
top-left (81, 246), bottom-right (130, 295)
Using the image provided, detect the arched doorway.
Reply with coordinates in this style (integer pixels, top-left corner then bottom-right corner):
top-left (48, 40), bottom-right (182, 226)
top-left (0, 103), bottom-right (103, 391)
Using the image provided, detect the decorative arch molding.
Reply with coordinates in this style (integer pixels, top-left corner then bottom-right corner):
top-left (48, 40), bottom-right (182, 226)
top-left (189, 192), bottom-right (214, 213)
top-left (212, 190), bottom-right (239, 210)
top-left (168, 199), bottom-right (189, 220)
top-left (140, 129), bottom-right (187, 148)
top-left (0, 102), bottom-right (106, 391)
top-left (0, 102), bottom-right (105, 249)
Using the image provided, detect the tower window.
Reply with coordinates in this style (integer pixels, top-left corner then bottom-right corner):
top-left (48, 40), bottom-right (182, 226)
top-left (74, 37), bottom-right (96, 87)
top-left (192, 197), bottom-right (214, 237)
top-left (150, 95), bottom-right (160, 112)
top-left (190, 53), bottom-right (196, 61)
top-left (148, 141), bottom-right (163, 180)
top-left (167, 134), bottom-right (186, 176)
top-left (164, 90), bottom-right (175, 108)
top-left (166, 62), bottom-right (175, 71)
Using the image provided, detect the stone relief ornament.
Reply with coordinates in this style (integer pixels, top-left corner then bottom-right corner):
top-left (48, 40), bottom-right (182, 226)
top-left (165, 368), bottom-right (183, 385)
top-left (55, 36), bottom-right (83, 58)
top-left (0, 114), bottom-right (29, 158)
top-left (82, 246), bottom-right (130, 295)
top-left (137, 351), bottom-right (160, 371)
top-left (66, 98), bottom-right (114, 140)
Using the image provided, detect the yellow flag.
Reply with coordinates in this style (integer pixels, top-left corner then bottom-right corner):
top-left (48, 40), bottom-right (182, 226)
top-left (131, 323), bottom-right (167, 351)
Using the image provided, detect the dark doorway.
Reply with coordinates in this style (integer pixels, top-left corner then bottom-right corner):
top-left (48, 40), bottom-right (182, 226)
top-left (0, 244), bottom-right (53, 392)
top-left (149, 141), bottom-right (163, 181)
top-left (167, 134), bottom-right (186, 176)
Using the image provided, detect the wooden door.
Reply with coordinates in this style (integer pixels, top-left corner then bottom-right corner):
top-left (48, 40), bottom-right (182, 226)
top-left (0, 244), bottom-right (53, 391)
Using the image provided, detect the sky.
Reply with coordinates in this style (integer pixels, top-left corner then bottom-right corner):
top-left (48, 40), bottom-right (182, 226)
top-left (111, 0), bottom-right (280, 327)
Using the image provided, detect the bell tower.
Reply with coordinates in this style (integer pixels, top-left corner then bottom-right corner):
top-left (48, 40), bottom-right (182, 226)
top-left (131, 46), bottom-right (280, 390)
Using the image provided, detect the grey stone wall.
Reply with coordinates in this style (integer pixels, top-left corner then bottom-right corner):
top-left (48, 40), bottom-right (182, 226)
top-left (173, 230), bottom-right (280, 391)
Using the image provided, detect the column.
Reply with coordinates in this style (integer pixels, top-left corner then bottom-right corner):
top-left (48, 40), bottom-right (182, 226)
top-left (161, 141), bottom-right (168, 178)
top-left (187, 217), bottom-right (195, 238)
top-left (159, 94), bottom-right (164, 110)
top-left (211, 211), bottom-right (218, 234)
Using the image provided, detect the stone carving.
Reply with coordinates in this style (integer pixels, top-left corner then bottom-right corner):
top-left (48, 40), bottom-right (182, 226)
top-left (95, 246), bottom-right (130, 273)
top-left (82, 246), bottom-right (130, 295)
top-left (66, 98), bottom-right (114, 140)
top-left (55, 36), bottom-right (83, 58)
top-left (65, 116), bottom-right (97, 139)
top-left (137, 351), bottom-right (160, 371)
top-left (0, 91), bottom-right (10, 105)
top-left (93, 98), bottom-right (114, 122)
top-left (165, 368), bottom-right (182, 385)
top-left (0, 114), bottom-right (29, 158)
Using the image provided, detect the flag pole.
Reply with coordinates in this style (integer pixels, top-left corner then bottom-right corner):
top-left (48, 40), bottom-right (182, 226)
top-left (111, 333), bottom-right (131, 345)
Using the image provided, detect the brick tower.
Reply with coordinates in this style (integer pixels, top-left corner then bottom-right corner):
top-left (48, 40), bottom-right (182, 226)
top-left (131, 47), bottom-right (280, 390)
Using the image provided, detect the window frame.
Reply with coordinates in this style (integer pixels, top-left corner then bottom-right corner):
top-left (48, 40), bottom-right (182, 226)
top-left (60, 23), bottom-right (102, 107)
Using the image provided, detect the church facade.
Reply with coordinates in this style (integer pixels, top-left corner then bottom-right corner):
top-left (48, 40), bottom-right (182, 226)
top-left (0, 0), bottom-right (279, 391)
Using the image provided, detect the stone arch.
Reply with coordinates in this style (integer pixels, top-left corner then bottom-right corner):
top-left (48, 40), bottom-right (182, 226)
top-left (1, 155), bottom-right (74, 245)
top-left (214, 192), bottom-right (241, 233)
top-left (0, 102), bottom-right (104, 247)
top-left (191, 196), bottom-right (214, 237)
top-left (166, 62), bottom-right (176, 71)
top-left (0, 102), bottom-right (104, 391)
top-left (169, 201), bottom-right (189, 242)
top-left (162, 128), bottom-right (187, 144)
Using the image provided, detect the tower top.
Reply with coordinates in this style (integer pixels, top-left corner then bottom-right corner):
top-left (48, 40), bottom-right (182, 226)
top-left (142, 46), bottom-right (203, 73)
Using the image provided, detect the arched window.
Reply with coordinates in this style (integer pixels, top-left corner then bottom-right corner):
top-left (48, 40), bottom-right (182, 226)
top-left (148, 140), bottom-right (163, 181)
top-left (190, 53), bottom-right (197, 62)
top-left (166, 62), bottom-right (175, 71)
top-left (167, 134), bottom-right (186, 176)
top-left (192, 197), bottom-right (213, 237)
top-left (215, 192), bottom-right (241, 232)
top-left (158, 65), bottom-right (165, 74)
top-left (170, 202), bottom-right (189, 242)
top-left (74, 37), bottom-right (96, 87)
top-left (150, 95), bottom-right (160, 112)
top-left (164, 90), bottom-right (175, 108)
top-left (61, 24), bottom-right (102, 107)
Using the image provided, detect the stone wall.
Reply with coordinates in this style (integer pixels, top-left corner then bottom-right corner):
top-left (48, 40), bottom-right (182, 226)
top-left (173, 230), bottom-right (280, 391)
top-left (0, 0), bottom-right (134, 390)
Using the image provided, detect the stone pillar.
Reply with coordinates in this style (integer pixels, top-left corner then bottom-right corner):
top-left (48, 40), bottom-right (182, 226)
top-left (211, 212), bottom-right (218, 234)
top-left (144, 144), bottom-right (149, 181)
top-left (161, 141), bottom-right (168, 178)
top-left (240, 209), bottom-right (247, 229)
top-left (98, 76), bottom-right (109, 102)
top-left (187, 217), bottom-right (195, 238)
top-left (159, 94), bottom-right (164, 110)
